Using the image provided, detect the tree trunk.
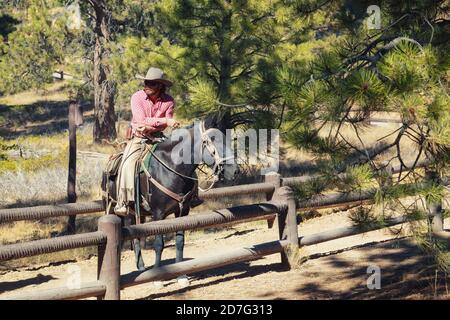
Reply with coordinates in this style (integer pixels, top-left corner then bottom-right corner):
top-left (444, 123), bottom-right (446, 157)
top-left (218, 11), bottom-right (232, 103)
top-left (92, 0), bottom-right (116, 143)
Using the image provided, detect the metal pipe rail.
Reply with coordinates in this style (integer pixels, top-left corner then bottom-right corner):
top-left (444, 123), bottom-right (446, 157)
top-left (122, 202), bottom-right (284, 241)
top-left (0, 231), bottom-right (106, 262)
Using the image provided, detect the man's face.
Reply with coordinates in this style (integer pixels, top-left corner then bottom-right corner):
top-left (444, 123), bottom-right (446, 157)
top-left (144, 80), bottom-right (162, 97)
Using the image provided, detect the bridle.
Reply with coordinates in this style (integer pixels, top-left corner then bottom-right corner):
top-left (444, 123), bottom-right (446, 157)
top-left (197, 120), bottom-right (234, 191)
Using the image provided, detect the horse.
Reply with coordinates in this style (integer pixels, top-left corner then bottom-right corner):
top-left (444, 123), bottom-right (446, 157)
top-left (102, 113), bottom-right (238, 283)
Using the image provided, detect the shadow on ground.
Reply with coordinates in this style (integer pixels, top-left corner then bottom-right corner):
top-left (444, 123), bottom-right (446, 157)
top-left (0, 196), bottom-right (70, 209)
top-left (140, 261), bottom-right (290, 300)
top-left (0, 100), bottom-right (94, 140)
top-left (141, 239), bottom-right (449, 300)
top-left (0, 273), bottom-right (56, 294)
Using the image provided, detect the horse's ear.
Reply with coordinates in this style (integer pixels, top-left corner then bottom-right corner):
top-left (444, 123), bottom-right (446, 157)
top-left (218, 111), bottom-right (232, 132)
top-left (204, 112), bottom-right (219, 129)
top-left (205, 111), bottom-right (231, 132)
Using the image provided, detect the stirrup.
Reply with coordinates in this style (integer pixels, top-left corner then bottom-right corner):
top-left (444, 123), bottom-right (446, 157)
top-left (114, 204), bottom-right (129, 217)
top-left (141, 195), bottom-right (151, 211)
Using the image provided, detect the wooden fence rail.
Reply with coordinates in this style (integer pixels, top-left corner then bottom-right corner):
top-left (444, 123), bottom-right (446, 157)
top-left (122, 203), bottom-right (281, 241)
top-left (0, 201), bottom-right (104, 223)
top-left (120, 239), bottom-right (289, 290)
top-left (0, 231), bottom-right (106, 262)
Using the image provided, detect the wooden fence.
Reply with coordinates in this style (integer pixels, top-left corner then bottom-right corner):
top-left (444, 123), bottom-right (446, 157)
top-left (0, 159), bottom-right (448, 300)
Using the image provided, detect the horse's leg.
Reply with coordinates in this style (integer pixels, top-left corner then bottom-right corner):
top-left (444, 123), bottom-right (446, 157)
top-left (133, 238), bottom-right (145, 271)
top-left (176, 207), bottom-right (190, 287)
top-left (121, 216), bottom-right (133, 250)
top-left (151, 233), bottom-right (165, 288)
top-left (175, 230), bottom-right (185, 263)
top-left (139, 215), bottom-right (146, 249)
top-left (175, 229), bottom-right (189, 287)
top-left (153, 234), bottom-right (164, 268)
top-left (131, 214), bottom-right (145, 271)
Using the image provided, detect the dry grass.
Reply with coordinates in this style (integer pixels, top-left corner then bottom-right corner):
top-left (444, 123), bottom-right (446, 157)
top-left (0, 82), bottom-right (68, 106)
top-left (0, 155), bottom-right (107, 208)
top-left (0, 220), bottom-right (65, 245)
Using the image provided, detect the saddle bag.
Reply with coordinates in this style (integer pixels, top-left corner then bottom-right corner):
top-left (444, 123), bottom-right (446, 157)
top-left (101, 152), bottom-right (123, 212)
top-left (105, 152), bottom-right (123, 177)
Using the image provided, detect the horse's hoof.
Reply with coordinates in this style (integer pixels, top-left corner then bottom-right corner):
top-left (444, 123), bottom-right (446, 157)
top-left (153, 281), bottom-right (164, 289)
top-left (177, 275), bottom-right (190, 287)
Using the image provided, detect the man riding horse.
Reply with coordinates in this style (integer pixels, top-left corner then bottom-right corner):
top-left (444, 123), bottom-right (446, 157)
top-left (104, 67), bottom-right (238, 273)
top-left (115, 67), bottom-right (181, 216)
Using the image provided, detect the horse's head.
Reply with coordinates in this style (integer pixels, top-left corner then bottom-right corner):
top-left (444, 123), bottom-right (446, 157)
top-left (195, 122), bottom-right (236, 181)
top-left (195, 113), bottom-right (239, 181)
top-left (167, 112), bottom-right (239, 184)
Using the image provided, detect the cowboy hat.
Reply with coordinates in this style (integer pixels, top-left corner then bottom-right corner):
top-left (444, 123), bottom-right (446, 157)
top-left (136, 67), bottom-right (173, 87)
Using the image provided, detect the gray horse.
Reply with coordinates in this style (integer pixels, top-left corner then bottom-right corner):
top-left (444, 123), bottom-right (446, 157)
top-left (102, 113), bottom-right (238, 281)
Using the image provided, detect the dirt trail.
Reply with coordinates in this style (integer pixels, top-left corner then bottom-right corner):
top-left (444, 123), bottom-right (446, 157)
top-left (0, 211), bottom-right (447, 300)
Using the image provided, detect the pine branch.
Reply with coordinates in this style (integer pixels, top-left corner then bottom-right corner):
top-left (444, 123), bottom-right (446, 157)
top-left (397, 144), bottom-right (424, 184)
top-left (333, 101), bottom-right (352, 141)
top-left (338, 131), bottom-right (366, 158)
top-left (293, 0), bottom-right (334, 14)
top-left (345, 36), bottom-right (396, 66)
top-left (376, 126), bottom-right (403, 142)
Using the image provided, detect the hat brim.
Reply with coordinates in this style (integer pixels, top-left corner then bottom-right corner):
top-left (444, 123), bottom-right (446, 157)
top-left (136, 74), bottom-right (173, 87)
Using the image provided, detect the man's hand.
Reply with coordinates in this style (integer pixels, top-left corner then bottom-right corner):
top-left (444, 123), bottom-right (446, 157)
top-left (167, 118), bottom-right (180, 128)
top-left (135, 118), bottom-right (179, 134)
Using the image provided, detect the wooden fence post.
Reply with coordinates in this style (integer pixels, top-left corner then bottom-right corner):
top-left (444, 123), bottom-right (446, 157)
top-left (97, 214), bottom-right (122, 300)
top-left (66, 100), bottom-right (83, 234)
top-left (265, 172), bottom-right (299, 268)
top-left (274, 186), bottom-right (299, 269)
top-left (265, 172), bottom-right (281, 229)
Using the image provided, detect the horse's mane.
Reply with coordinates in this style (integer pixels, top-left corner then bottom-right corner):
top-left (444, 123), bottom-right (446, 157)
top-left (183, 115), bottom-right (213, 129)
top-left (160, 112), bottom-right (230, 147)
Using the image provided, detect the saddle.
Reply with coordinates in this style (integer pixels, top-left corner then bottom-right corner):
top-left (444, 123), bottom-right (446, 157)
top-left (101, 137), bottom-right (158, 216)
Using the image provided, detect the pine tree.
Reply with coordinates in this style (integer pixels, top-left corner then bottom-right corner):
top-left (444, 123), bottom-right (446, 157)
top-left (155, 0), bottom-right (326, 124)
top-left (282, 0), bottom-right (449, 273)
top-left (0, 0), bottom-right (67, 94)
top-left (0, 0), bottom-right (160, 142)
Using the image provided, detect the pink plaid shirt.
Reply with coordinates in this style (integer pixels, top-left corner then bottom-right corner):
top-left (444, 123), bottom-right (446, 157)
top-left (130, 90), bottom-right (175, 137)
